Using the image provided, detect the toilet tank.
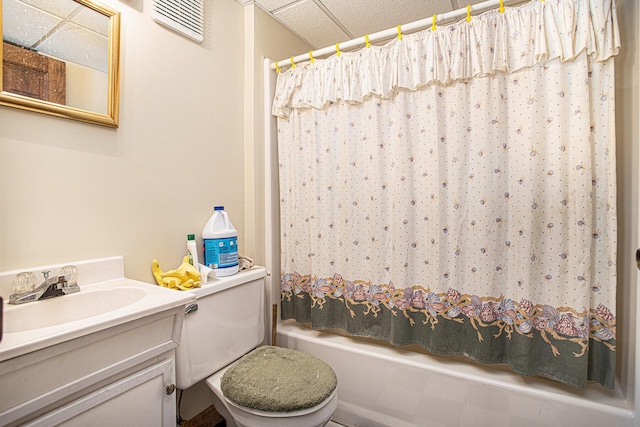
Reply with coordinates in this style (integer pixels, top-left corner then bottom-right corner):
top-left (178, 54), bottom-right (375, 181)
top-left (175, 267), bottom-right (267, 390)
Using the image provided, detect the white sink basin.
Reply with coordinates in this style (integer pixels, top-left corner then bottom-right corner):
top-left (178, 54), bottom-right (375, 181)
top-left (0, 278), bottom-right (195, 362)
top-left (4, 287), bottom-right (147, 333)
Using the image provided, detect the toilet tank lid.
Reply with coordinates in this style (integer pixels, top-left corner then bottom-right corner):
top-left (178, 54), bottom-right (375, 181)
top-left (188, 266), bottom-right (267, 298)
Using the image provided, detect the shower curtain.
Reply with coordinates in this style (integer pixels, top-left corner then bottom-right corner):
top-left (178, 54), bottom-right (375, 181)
top-left (273, 0), bottom-right (619, 389)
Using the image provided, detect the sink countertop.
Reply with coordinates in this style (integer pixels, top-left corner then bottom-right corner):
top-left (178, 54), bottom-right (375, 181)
top-left (0, 277), bottom-right (194, 363)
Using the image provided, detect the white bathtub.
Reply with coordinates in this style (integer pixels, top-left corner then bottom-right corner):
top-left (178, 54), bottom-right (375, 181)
top-left (277, 320), bottom-right (634, 427)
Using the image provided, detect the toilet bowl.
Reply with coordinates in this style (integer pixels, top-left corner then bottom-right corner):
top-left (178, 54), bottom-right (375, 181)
top-left (206, 364), bottom-right (338, 427)
top-left (174, 267), bottom-right (338, 427)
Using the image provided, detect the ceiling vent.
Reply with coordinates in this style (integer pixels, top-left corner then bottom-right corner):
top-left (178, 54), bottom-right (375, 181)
top-left (152, 0), bottom-right (204, 43)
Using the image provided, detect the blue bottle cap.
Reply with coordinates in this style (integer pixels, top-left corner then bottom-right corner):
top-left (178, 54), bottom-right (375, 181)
top-left (214, 206), bottom-right (224, 210)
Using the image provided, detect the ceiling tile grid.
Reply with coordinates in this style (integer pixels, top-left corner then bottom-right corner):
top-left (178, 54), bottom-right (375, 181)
top-left (320, 0), bottom-right (454, 38)
top-left (39, 22), bottom-right (109, 72)
top-left (256, 0), bottom-right (298, 12)
top-left (249, 0), bottom-right (492, 49)
top-left (16, 0), bottom-right (78, 19)
top-left (4, 0), bottom-right (110, 72)
top-left (273, 0), bottom-right (350, 48)
top-left (2, 0), bottom-right (62, 47)
top-left (72, 7), bottom-right (110, 37)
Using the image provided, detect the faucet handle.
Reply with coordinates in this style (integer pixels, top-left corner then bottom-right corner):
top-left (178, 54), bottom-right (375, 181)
top-left (60, 265), bottom-right (79, 285)
top-left (12, 272), bottom-right (36, 294)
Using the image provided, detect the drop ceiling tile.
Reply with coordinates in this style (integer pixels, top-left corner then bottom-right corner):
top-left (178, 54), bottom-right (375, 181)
top-left (38, 22), bottom-right (109, 72)
top-left (255, 0), bottom-right (298, 12)
top-left (14, 0), bottom-right (79, 19)
top-left (2, 0), bottom-right (62, 48)
top-left (320, 0), bottom-right (454, 38)
top-left (72, 6), bottom-right (110, 36)
top-left (274, 0), bottom-right (350, 49)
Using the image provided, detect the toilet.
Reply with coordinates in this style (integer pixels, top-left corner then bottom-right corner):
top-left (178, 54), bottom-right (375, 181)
top-left (174, 267), bottom-right (338, 427)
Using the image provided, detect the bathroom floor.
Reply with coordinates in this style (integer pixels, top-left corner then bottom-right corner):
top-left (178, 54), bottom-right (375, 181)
top-left (182, 418), bottom-right (342, 427)
top-left (179, 405), bottom-right (224, 426)
top-left (180, 405), bottom-right (345, 427)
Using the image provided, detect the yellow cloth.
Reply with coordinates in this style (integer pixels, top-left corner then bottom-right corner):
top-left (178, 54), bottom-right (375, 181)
top-left (151, 256), bottom-right (201, 290)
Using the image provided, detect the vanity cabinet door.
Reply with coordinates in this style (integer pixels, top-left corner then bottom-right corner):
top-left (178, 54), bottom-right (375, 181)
top-left (24, 359), bottom-right (176, 427)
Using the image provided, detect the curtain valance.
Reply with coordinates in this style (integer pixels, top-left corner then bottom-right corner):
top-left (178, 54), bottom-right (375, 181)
top-left (272, 0), bottom-right (619, 118)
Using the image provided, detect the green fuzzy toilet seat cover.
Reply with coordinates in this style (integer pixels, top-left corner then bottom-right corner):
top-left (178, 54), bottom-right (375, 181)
top-left (220, 345), bottom-right (337, 412)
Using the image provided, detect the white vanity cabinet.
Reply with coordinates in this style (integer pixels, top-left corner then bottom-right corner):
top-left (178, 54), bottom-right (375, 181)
top-left (0, 257), bottom-right (195, 427)
top-left (0, 307), bottom-right (185, 427)
top-left (27, 358), bottom-right (175, 427)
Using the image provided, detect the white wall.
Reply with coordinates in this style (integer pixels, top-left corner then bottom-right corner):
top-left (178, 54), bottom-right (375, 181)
top-left (614, 0), bottom-right (639, 410)
top-left (178, 3), bottom-right (311, 419)
top-left (242, 4), bottom-right (311, 265)
top-left (0, 0), bottom-right (245, 283)
top-left (244, 4), bottom-right (311, 352)
top-left (65, 62), bottom-right (108, 114)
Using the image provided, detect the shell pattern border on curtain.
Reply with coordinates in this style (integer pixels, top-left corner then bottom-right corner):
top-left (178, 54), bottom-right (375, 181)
top-left (281, 272), bottom-right (616, 357)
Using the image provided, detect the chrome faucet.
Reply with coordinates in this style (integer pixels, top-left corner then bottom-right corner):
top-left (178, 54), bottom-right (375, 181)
top-left (9, 270), bottom-right (80, 305)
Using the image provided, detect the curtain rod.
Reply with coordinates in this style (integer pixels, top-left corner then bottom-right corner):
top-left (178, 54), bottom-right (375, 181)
top-left (270, 0), bottom-right (533, 71)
